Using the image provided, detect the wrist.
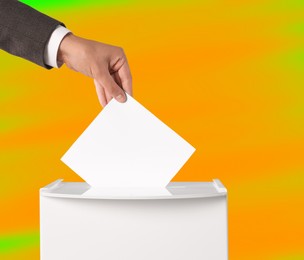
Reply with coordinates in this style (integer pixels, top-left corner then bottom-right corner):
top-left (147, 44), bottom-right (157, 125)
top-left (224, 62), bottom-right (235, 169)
top-left (58, 33), bottom-right (75, 65)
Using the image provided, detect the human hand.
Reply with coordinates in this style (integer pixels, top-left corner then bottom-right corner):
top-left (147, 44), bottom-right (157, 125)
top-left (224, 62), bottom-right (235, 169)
top-left (58, 33), bottom-right (132, 107)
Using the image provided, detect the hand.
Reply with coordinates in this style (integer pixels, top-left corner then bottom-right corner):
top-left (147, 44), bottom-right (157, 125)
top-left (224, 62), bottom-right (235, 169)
top-left (58, 33), bottom-right (132, 107)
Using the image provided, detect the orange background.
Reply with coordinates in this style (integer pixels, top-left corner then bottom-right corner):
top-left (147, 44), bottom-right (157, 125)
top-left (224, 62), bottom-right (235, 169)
top-left (0, 0), bottom-right (304, 259)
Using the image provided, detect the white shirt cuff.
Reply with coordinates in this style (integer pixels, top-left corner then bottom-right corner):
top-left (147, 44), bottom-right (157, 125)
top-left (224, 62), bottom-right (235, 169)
top-left (44, 25), bottom-right (71, 68)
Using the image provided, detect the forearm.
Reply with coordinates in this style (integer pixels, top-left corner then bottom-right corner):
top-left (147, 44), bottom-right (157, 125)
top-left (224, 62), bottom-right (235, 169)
top-left (0, 0), bottom-right (63, 68)
top-left (0, 1), bottom-right (132, 106)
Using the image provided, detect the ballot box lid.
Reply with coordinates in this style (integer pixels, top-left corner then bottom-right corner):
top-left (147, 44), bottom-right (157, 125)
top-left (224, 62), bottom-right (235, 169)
top-left (40, 179), bottom-right (227, 200)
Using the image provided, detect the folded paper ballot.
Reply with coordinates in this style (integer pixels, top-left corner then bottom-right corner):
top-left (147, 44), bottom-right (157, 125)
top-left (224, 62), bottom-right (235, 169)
top-left (61, 94), bottom-right (195, 188)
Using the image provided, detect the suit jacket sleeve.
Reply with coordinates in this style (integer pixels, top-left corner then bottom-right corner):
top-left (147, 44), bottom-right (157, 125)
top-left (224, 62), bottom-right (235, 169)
top-left (0, 0), bottom-right (64, 68)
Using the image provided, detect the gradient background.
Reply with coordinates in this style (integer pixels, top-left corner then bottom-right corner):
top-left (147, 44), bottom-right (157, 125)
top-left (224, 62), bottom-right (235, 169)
top-left (0, 0), bottom-right (303, 259)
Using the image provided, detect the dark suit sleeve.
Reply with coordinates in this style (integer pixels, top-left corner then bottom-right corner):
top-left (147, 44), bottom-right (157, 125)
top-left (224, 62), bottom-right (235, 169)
top-left (0, 0), bottom-right (64, 68)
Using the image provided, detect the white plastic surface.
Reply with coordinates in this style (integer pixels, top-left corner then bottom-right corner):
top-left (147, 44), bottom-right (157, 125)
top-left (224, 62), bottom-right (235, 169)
top-left (40, 180), bottom-right (228, 260)
top-left (40, 179), bottom-right (226, 200)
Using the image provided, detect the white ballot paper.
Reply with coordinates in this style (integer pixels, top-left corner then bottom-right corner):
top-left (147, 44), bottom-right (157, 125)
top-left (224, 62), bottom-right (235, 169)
top-left (61, 94), bottom-right (195, 188)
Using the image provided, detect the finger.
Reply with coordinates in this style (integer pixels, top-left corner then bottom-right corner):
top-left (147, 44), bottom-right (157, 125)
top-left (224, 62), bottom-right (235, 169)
top-left (112, 71), bottom-right (122, 89)
top-left (105, 73), bottom-right (118, 103)
top-left (105, 89), bottom-right (112, 104)
top-left (94, 79), bottom-right (107, 107)
top-left (95, 70), bottom-right (126, 103)
top-left (117, 60), bottom-right (132, 96)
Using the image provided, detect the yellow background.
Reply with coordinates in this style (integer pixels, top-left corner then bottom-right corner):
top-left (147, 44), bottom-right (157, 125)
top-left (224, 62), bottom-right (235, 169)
top-left (0, 0), bottom-right (303, 259)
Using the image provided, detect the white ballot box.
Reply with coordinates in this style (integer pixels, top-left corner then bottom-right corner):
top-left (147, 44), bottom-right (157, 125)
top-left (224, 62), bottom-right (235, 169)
top-left (40, 179), bottom-right (228, 260)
